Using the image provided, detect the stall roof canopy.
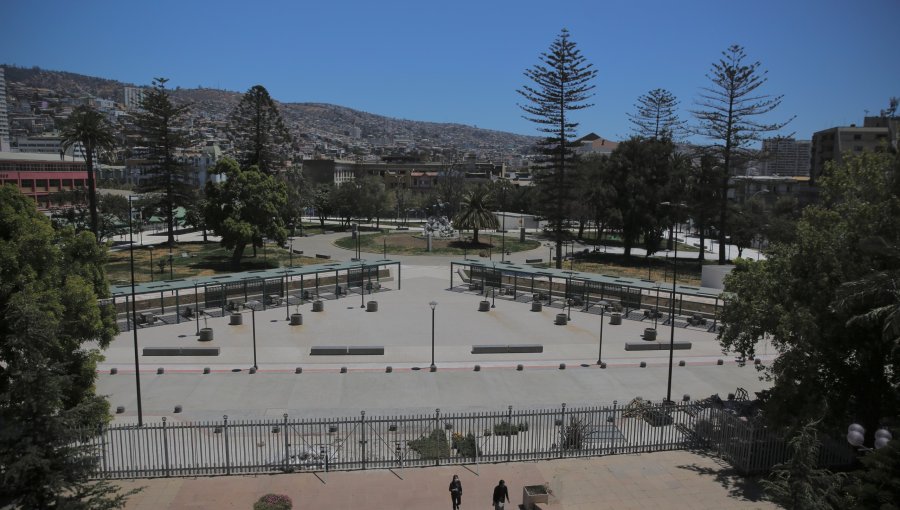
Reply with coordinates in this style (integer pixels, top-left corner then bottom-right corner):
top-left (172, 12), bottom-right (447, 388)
top-left (453, 259), bottom-right (723, 299)
top-left (110, 258), bottom-right (400, 297)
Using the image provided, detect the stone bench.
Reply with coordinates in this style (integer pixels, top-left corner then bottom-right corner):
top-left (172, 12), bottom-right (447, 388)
top-left (143, 347), bottom-right (220, 356)
top-left (525, 258), bottom-right (543, 264)
top-left (310, 346), bottom-right (385, 355)
top-left (315, 253), bottom-right (331, 259)
top-left (624, 341), bottom-right (692, 351)
top-left (471, 344), bottom-right (543, 354)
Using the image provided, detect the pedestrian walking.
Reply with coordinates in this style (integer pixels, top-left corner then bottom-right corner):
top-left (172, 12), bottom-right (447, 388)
top-left (449, 474), bottom-right (462, 509)
top-left (492, 479), bottom-right (509, 510)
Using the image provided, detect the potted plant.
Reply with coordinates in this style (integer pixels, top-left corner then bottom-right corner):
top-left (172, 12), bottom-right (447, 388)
top-left (253, 493), bottom-right (292, 510)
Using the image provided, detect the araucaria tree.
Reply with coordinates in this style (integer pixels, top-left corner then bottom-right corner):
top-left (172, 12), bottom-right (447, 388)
top-left (0, 185), bottom-right (136, 508)
top-left (134, 77), bottom-right (192, 245)
top-left (204, 158), bottom-right (288, 268)
top-left (691, 44), bottom-right (794, 264)
top-left (60, 105), bottom-right (117, 240)
top-left (628, 88), bottom-right (685, 141)
top-left (518, 28), bottom-right (597, 268)
top-left (228, 85), bottom-right (292, 174)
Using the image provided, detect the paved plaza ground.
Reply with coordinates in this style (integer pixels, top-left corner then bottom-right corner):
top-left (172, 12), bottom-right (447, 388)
top-left (115, 450), bottom-right (777, 509)
top-left (96, 230), bottom-right (779, 509)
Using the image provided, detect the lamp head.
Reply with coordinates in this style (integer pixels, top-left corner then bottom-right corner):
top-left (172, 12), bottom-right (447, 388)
top-left (429, 300), bottom-right (437, 310)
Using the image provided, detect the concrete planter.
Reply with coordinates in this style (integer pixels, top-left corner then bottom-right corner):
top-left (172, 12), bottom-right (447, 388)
top-left (642, 328), bottom-right (657, 341)
top-left (555, 313), bottom-right (567, 325)
top-left (610, 312), bottom-right (623, 325)
top-left (199, 328), bottom-right (214, 341)
top-left (366, 301), bottom-right (378, 312)
top-left (522, 485), bottom-right (550, 510)
top-left (229, 312), bottom-right (243, 326)
top-left (312, 300), bottom-right (324, 312)
top-left (290, 313), bottom-right (303, 325)
top-left (478, 300), bottom-right (490, 312)
top-left (531, 301), bottom-right (542, 312)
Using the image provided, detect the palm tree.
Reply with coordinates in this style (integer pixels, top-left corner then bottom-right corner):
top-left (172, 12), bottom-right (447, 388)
top-left (453, 185), bottom-right (498, 244)
top-left (61, 105), bottom-right (116, 239)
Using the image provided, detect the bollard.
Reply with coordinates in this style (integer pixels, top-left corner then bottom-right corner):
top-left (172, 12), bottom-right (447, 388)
top-left (717, 359), bottom-right (724, 365)
top-left (203, 367), bottom-right (211, 374)
top-left (249, 367), bottom-right (257, 374)
top-left (558, 363), bottom-right (566, 370)
top-left (474, 365), bottom-right (481, 372)
top-left (386, 366), bottom-right (392, 373)
top-left (429, 365), bottom-right (437, 372)
top-left (683, 394), bottom-right (691, 402)
top-left (678, 360), bottom-right (686, 367)
top-left (110, 367), bottom-right (117, 375)
top-left (516, 364), bottom-right (524, 371)
top-left (157, 367), bottom-right (165, 374)
top-left (600, 362), bottom-right (607, 369)
top-left (174, 405), bottom-right (182, 413)
top-left (340, 366), bottom-right (347, 373)
top-left (116, 406), bottom-right (125, 414)
top-left (754, 358), bottom-right (762, 365)
top-left (639, 361), bottom-right (646, 368)
top-left (295, 367), bottom-right (303, 374)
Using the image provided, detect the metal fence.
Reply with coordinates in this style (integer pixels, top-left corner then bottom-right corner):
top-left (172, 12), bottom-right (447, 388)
top-left (84, 400), bottom-right (857, 480)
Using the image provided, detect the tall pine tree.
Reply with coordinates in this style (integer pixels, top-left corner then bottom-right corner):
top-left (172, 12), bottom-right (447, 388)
top-left (134, 77), bottom-right (193, 245)
top-left (691, 45), bottom-right (794, 264)
top-left (227, 85), bottom-right (292, 174)
top-left (518, 28), bottom-right (597, 268)
top-left (627, 88), bottom-right (685, 141)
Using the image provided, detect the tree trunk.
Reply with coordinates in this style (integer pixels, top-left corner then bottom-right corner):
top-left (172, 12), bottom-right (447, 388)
top-left (231, 243), bottom-right (246, 269)
top-left (667, 225), bottom-right (674, 250)
top-left (85, 144), bottom-right (100, 240)
top-left (473, 228), bottom-right (479, 244)
top-left (698, 230), bottom-right (706, 261)
top-left (577, 217), bottom-right (586, 239)
top-left (556, 240), bottom-right (563, 269)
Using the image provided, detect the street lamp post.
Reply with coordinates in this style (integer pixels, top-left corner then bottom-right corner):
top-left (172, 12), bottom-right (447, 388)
top-left (660, 202), bottom-right (686, 404)
top-left (361, 262), bottom-right (366, 309)
top-left (168, 250), bottom-right (173, 280)
top-left (127, 195), bottom-right (144, 426)
top-left (194, 281), bottom-right (200, 336)
top-left (847, 423), bottom-right (893, 451)
top-left (289, 237), bottom-right (294, 267)
top-left (429, 301), bottom-right (437, 370)
top-left (501, 211), bottom-right (506, 262)
top-left (567, 298), bottom-right (573, 321)
top-left (597, 300), bottom-right (609, 365)
top-left (148, 246), bottom-right (154, 281)
top-left (245, 301), bottom-right (260, 369)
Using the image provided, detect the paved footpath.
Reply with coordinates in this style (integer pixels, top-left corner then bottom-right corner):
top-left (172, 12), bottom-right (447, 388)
top-left (116, 451), bottom-right (777, 510)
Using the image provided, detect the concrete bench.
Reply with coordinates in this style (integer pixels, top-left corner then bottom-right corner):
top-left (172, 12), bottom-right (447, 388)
top-left (525, 258), bottom-right (543, 264)
top-left (471, 344), bottom-right (543, 354)
top-left (139, 312), bottom-right (157, 325)
top-left (624, 341), bottom-right (692, 351)
top-left (347, 346), bottom-right (385, 355)
top-left (143, 347), bottom-right (220, 356)
top-left (310, 346), bottom-right (348, 355)
top-left (315, 253), bottom-right (331, 259)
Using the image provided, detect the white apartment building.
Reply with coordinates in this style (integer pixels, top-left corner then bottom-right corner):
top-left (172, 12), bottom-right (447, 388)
top-left (0, 67), bottom-right (11, 151)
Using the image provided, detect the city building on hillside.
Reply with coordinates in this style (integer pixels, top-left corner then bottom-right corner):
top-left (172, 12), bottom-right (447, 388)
top-left (123, 86), bottom-right (145, 111)
top-left (574, 132), bottom-right (619, 156)
top-left (760, 137), bottom-right (811, 177)
top-left (302, 158), bottom-right (503, 190)
top-left (0, 151), bottom-right (88, 210)
top-left (811, 116), bottom-right (899, 182)
top-left (13, 134), bottom-right (86, 159)
top-left (123, 144), bottom-right (225, 188)
top-left (0, 67), bottom-right (10, 151)
top-left (729, 174), bottom-right (818, 208)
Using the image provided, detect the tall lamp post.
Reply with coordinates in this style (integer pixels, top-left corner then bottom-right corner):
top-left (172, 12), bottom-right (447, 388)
top-left (148, 246), bottom-right (154, 282)
top-left (127, 195), bottom-right (144, 426)
top-left (597, 300), bottom-right (609, 366)
top-left (660, 202), bottom-right (686, 404)
top-left (245, 300), bottom-right (260, 369)
top-left (847, 423), bottom-right (893, 451)
top-left (429, 301), bottom-right (437, 370)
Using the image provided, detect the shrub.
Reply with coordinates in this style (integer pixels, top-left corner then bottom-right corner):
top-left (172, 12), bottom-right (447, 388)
top-left (408, 429), bottom-right (449, 460)
top-left (562, 417), bottom-right (586, 450)
top-left (454, 433), bottom-right (481, 459)
top-left (493, 422), bottom-right (519, 436)
top-left (253, 493), bottom-right (293, 510)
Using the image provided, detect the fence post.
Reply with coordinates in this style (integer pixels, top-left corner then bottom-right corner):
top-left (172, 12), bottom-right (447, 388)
top-left (223, 415), bottom-right (230, 476)
top-left (162, 417), bottom-right (170, 477)
top-left (98, 423), bottom-right (108, 477)
top-left (283, 413), bottom-right (289, 472)
top-left (611, 400), bottom-right (618, 454)
top-left (360, 411), bottom-right (367, 471)
top-left (506, 405), bottom-right (513, 462)
top-left (559, 403), bottom-right (567, 459)
top-left (435, 408), bottom-right (441, 466)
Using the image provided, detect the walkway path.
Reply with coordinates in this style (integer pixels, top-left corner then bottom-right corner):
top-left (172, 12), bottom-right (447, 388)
top-left (116, 450), bottom-right (776, 510)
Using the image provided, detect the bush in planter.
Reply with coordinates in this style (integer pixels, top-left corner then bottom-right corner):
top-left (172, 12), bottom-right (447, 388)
top-left (493, 421), bottom-right (519, 436)
top-left (408, 429), bottom-right (449, 459)
top-left (562, 417), bottom-right (586, 450)
top-left (253, 493), bottom-right (292, 510)
top-left (452, 432), bottom-right (480, 459)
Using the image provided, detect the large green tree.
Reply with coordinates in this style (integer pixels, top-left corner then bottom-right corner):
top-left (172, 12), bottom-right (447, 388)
top-left (627, 88), bottom-right (685, 141)
top-left (518, 28), bottom-right (597, 268)
top-left (691, 44), bottom-right (794, 264)
top-left (204, 158), bottom-right (288, 268)
top-left (227, 85), bottom-right (292, 174)
top-left (453, 184), bottom-right (498, 244)
top-left (134, 77), bottom-right (192, 245)
top-left (718, 152), bottom-right (900, 434)
top-left (60, 105), bottom-right (117, 239)
top-left (0, 185), bottom-right (135, 508)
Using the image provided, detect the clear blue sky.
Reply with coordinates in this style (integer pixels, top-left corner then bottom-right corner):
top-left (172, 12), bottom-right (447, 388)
top-left (2, 0), bottom-right (898, 143)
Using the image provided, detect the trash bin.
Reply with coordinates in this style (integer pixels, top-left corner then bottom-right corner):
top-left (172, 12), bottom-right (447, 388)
top-left (531, 301), bottom-right (542, 312)
top-left (229, 312), bottom-right (242, 326)
top-left (366, 301), bottom-right (378, 312)
top-left (610, 312), bottom-right (622, 325)
top-left (199, 328), bottom-right (214, 341)
top-left (312, 300), bottom-right (324, 312)
top-left (290, 313), bottom-right (303, 325)
top-left (643, 328), bottom-right (657, 341)
top-left (555, 313), bottom-right (568, 325)
top-left (479, 300), bottom-right (490, 312)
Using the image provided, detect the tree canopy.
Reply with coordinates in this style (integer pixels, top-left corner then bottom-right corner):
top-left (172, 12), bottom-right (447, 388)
top-left (453, 184), bottom-right (498, 244)
top-left (204, 158), bottom-right (288, 268)
top-left (628, 88), bottom-right (685, 141)
top-left (718, 152), bottom-right (900, 434)
top-left (227, 85), bottom-right (292, 174)
top-left (0, 185), bottom-right (134, 508)
top-left (518, 28), bottom-right (596, 268)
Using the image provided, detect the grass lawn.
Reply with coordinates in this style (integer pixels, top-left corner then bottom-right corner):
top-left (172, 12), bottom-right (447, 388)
top-left (105, 241), bottom-right (320, 285)
top-left (334, 232), bottom-right (540, 256)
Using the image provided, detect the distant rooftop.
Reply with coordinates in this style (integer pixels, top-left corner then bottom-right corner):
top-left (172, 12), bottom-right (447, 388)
top-left (0, 151), bottom-right (85, 163)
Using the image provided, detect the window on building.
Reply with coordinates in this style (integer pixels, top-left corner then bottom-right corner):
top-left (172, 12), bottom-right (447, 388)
top-left (49, 179), bottom-right (60, 188)
top-left (853, 134), bottom-right (862, 141)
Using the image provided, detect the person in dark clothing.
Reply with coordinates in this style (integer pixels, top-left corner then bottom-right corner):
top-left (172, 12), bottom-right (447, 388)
top-left (492, 480), bottom-right (509, 510)
top-left (449, 474), bottom-right (462, 509)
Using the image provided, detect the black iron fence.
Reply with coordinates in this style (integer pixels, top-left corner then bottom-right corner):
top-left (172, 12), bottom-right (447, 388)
top-left (83, 400), bottom-right (856, 480)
